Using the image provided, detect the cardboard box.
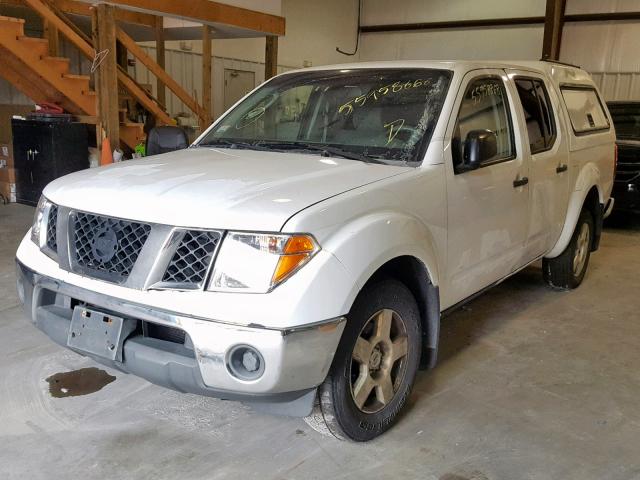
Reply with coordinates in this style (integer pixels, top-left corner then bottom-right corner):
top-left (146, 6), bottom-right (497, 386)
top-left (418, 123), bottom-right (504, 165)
top-left (0, 143), bottom-right (13, 168)
top-left (0, 167), bottom-right (16, 183)
top-left (0, 181), bottom-right (16, 203)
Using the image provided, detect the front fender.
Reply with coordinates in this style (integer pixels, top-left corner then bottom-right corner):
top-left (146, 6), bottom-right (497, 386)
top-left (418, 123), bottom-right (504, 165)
top-left (322, 210), bottom-right (441, 311)
top-left (546, 163), bottom-right (603, 259)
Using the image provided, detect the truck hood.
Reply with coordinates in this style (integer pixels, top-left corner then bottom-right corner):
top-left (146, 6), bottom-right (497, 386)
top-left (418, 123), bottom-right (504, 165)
top-left (44, 147), bottom-right (408, 231)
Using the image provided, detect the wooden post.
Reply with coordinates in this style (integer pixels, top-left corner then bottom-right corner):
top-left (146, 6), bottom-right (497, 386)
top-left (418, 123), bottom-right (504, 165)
top-left (43, 19), bottom-right (59, 57)
top-left (265, 35), bottom-right (278, 80)
top-left (92, 3), bottom-right (120, 152)
top-left (542, 0), bottom-right (567, 60)
top-left (154, 16), bottom-right (166, 107)
top-left (202, 24), bottom-right (212, 129)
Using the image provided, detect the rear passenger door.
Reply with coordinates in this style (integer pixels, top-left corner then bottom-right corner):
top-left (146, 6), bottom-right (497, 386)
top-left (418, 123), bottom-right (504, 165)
top-left (508, 71), bottom-right (570, 260)
top-left (444, 70), bottom-right (530, 307)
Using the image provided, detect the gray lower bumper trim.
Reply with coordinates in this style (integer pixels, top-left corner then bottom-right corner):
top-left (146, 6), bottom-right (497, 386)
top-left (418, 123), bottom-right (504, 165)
top-left (17, 260), bottom-right (317, 416)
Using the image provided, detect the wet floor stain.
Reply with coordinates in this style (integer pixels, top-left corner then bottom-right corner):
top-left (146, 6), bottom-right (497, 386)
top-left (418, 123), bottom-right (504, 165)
top-left (45, 367), bottom-right (116, 398)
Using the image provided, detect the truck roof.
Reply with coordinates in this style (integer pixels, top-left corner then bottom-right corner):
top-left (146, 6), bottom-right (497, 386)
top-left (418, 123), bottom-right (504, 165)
top-left (284, 60), bottom-right (595, 87)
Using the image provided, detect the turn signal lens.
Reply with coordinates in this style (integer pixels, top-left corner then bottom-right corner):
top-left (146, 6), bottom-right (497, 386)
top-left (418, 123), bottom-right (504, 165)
top-left (273, 235), bottom-right (317, 285)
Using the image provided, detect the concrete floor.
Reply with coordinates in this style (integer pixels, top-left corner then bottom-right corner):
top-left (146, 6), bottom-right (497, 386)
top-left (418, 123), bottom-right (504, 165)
top-left (1, 202), bottom-right (640, 480)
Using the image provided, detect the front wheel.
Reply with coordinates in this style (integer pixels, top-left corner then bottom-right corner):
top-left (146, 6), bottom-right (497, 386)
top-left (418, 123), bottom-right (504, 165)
top-left (543, 208), bottom-right (594, 290)
top-left (304, 279), bottom-right (422, 441)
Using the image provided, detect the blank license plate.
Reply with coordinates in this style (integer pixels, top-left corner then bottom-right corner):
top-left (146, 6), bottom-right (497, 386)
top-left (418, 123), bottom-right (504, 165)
top-left (67, 306), bottom-right (130, 361)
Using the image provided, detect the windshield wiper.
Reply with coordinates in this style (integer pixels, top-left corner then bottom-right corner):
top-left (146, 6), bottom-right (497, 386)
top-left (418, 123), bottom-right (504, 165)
top-left (197, 140), bottom-right (274, 152)
top-left (254, 141), bottom-right (388, 165)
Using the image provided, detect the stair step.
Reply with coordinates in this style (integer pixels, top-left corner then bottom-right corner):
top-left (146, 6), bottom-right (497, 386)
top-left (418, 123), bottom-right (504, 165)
top-left (17, 36), bottom-right (48, 55)
top-left (42, 56), bottom-right (71, 75)
top-left (62, 73), bottom-right (90, 81)
top-left (44, 56), bottom-right (70, 66)
top-left (18, 36), bottom-right (48, 44)
top-left (0, 15), bottom-right (26, 24)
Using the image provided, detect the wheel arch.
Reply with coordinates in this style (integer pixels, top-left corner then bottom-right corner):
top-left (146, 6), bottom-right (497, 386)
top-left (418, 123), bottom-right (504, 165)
top-left (315, 211), bottom-right (444, 368)
top-left (546, 166), bottom-right (604, 259)
top-left (363, 256), bottom-right (441, 369)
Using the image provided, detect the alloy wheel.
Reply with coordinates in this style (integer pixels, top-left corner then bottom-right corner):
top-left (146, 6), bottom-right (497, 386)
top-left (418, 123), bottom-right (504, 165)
top-left (349, 309), bottom-right (409, 414)
top-left (573, 223), bottom-right (590, 276)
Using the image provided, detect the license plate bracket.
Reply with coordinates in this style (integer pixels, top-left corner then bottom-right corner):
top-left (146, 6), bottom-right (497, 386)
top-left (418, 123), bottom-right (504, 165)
top-left (67, 306), bottom-right (137, 362)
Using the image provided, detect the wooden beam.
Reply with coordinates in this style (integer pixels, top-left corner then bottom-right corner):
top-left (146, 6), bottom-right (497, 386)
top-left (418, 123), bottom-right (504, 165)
top-left (93, 3), bottom-right (119, 152)
top-left (43, 19), bottom-right (59, 56)
top-left (0, 0), bottom-right (156, 26)
top-left (360, 11), bottom-right (640, 35)
top-left (115, 27), bottom-right (205, 121)
top-left (265, 35), bottom-right (278, 81)
top-left (53, 0), bottom-right (156, 27)
top-left (154, 16), bottom-right (165, 107)
top-left (96, 0), bottom-right (285, 36)
top-left (202, 25), bottom-right (212, 128)
top-left (360, 17), bottom-right (545, 33)
top-left (542, 0), bottom-right (566, 60)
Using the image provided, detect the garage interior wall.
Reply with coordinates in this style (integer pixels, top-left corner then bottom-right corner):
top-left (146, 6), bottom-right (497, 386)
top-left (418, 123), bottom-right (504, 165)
top-left (133, 0), bottom-right (360, 119)
top-left (359, 0), bottom-right (640, 100)
top-left (2, 0), bottom-right (639, 108)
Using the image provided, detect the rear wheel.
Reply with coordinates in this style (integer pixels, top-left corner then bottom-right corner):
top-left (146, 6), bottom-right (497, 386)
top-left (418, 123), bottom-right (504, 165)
top-left (304, 279), bottom-right (421, 441)
top-left (543, 208), bottom-right (594, 290)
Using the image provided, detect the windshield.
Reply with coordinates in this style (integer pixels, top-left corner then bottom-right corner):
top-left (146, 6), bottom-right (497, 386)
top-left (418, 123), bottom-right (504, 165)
top-left (197, 68), bottom-right (452, 165)
top-left (608, 103), bottom-right (640, 139)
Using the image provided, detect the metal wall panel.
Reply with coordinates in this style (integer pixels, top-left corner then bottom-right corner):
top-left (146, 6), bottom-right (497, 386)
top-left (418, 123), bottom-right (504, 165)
top-left (591, 72), bottom-right (640, 101)
top-left (134, 46), bottom-right (295, 120)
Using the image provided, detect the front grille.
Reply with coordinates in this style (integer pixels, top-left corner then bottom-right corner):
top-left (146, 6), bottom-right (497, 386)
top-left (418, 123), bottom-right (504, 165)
top-left (616, 145), bottom-right (640, 183)
top-left (72, 212), bottom-right (151, 283)
top-left (46, 204), bottom-right (58, 253)
top-left (144, 321), bottom-right (186, 344)
top-left (161, 230), bottom-right (221, 287)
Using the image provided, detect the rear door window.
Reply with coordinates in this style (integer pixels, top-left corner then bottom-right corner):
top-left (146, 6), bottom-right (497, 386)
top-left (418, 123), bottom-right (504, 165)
top-left (514, 78), bottom-right (557, 153)
top-left (561, 87), bottom-right (610, 134)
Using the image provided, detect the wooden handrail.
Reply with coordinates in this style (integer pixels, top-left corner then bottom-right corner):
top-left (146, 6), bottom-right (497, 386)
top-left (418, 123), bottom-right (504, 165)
top-left (116, 27), bottom-right (206, 121)
top-left (23, 0), bottom-right (93, 58)
top-left (117, 66), bottom-right (172, 124)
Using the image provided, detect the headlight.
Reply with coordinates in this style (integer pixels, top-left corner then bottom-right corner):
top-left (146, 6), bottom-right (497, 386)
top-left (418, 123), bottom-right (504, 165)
top-left (31, 195), bottom-right (51, 247)
top-left (208, 232), bottom-right (319, 293)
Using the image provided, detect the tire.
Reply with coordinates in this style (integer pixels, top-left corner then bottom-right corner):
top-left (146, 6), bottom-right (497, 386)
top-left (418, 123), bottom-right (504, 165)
top-left (543, 208), bottom-right (594, 290)
top-left (304, 279), bottom-right (422, 441)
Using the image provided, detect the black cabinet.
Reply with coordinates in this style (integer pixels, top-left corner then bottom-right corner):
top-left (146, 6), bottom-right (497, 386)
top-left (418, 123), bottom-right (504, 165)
top-left (12, 118), bottom-right (88, 206)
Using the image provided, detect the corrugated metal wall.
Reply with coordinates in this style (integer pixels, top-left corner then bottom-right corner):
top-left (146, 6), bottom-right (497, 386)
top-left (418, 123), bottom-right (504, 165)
top-left (591, 72), bottom-right (640, 101)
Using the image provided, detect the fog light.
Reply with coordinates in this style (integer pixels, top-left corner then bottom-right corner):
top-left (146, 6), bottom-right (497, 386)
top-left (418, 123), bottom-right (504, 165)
top-left (227, 345), bottom-right (265, 381)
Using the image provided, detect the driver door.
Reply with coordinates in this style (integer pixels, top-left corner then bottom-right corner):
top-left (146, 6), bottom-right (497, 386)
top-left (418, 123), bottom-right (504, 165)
top-left (443, 69), bottom-right (530, 308)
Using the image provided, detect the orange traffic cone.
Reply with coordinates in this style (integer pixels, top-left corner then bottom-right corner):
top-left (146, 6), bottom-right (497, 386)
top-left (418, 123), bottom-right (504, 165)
top-left (100, 137), bottom-right (113, 166)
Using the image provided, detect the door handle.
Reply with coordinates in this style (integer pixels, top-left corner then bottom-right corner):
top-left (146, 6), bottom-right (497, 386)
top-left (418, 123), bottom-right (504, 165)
top-left (513, 177), bottom-right (529, 188)
top-left (556, 164), bottom-right (568, 174)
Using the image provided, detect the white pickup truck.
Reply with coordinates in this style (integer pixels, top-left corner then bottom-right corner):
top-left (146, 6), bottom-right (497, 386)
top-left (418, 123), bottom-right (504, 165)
top-left (16, 60), bottom-right (615, 441)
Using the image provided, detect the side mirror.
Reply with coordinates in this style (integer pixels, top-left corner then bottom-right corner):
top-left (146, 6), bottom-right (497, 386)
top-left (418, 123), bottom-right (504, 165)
top-left (460, 129), bottom-right (497, 172)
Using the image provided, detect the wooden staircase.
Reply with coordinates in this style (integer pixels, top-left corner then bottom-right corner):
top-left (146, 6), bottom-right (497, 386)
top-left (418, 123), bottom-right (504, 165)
top-left (0, 14), bottom-right (146, 149)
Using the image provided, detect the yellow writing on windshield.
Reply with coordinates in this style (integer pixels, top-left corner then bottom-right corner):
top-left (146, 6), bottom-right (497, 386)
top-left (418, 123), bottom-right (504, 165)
top-left (338, 79), bottom-right (433, 116)
top-left (384, 118), bottom-right (405, 145)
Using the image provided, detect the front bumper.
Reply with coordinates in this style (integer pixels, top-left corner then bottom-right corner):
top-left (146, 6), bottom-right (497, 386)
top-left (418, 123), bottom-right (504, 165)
top-left (16, 260), bottom-right (345, 416)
